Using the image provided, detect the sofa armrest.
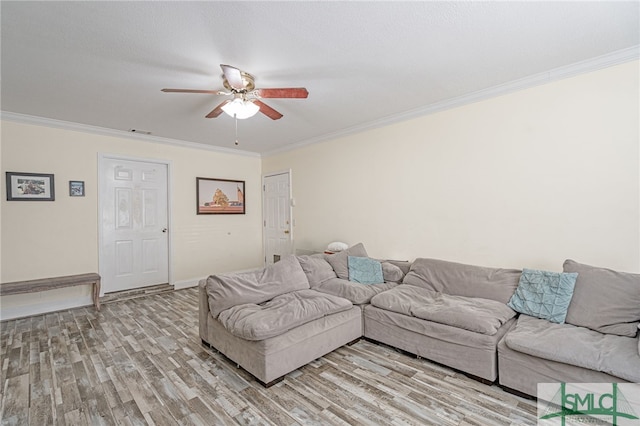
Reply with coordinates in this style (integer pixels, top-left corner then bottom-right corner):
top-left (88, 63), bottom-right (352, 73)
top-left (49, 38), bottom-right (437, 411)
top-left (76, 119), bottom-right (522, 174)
top-left (199, 279), bottom-right (210, 341)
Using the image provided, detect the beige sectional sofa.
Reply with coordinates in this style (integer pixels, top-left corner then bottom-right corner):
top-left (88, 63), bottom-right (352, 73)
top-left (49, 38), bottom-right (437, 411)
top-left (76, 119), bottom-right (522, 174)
top-left (199, 244), bottom-right (640, 397)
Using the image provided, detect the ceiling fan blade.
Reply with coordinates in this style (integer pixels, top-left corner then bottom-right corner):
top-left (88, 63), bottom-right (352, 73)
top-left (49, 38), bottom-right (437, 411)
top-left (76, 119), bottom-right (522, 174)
top-left (162, 88), bottom-right (226, 94)
top-left (205, 100), bottom-right (231, 118)
top-left (253, 100), bottom-right (283, 120)
top-left (220, 64), bottom-right (245, 90)
top-left (254, 88), bottom-right (309, 98)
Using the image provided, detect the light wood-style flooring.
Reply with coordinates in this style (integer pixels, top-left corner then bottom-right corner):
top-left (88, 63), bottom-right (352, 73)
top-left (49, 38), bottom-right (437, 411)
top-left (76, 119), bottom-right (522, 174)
top-left (1, 288), bottom-right (537, 425)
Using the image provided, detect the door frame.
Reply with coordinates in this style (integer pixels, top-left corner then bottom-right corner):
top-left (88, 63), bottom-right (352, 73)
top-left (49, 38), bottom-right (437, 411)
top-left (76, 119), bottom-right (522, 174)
top-left (97, 153), bottom-right (173, 294)
top-left (262, 169), bottom-right (293, 266)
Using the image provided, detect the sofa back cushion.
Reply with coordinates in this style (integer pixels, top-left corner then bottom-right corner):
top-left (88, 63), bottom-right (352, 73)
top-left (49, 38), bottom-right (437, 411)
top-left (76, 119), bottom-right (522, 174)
top-left (381, 262), bottom-right (405, 283)
top-left (297, 255), bottom-right (337, 287)
top-left (206, 255), bottom-right (309, 317)
top-left (564, 259), bottom-right (640, 337)
top-left (403, 258), bottom-right (521, 303)
top-left (384, 260), bottom-right (412, 277)
top-left (325, 243), bottom-right (368, 279)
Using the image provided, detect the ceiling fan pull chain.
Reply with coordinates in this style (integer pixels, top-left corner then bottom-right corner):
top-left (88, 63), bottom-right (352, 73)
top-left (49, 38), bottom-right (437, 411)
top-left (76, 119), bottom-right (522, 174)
top-left (234, 114), bottom-right (239, 146)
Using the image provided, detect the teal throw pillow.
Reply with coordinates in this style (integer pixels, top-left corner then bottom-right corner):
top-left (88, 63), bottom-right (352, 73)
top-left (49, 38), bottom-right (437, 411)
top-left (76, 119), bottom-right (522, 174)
top-left (507, 268), bottom-right (578, 324)
top-left (348, 256), bottom-right (384, 285)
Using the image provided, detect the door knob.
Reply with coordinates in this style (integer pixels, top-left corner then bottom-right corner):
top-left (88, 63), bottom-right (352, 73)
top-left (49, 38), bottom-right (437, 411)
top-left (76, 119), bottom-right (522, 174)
top-left (162, 228), bottom-right (168, 233)
top-left (284, 230), bottom-right (290, 234)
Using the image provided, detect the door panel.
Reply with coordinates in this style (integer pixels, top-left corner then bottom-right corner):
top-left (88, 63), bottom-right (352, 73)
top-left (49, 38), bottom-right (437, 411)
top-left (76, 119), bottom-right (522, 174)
top-left (101, 157), bottom-right (169, 292)
top-left (143, 189), bottom-right (157, 226)
top-left (263, 172), bottom-right (292, 265)
top-left (115, 240), bottom-right (134, 276)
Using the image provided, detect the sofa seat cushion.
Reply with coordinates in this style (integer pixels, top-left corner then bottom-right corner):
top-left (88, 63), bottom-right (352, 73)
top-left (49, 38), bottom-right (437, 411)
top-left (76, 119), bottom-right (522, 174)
top-left (370, 285), bottom-right (516, 335)
top-left (402, 258), bottom-right (521, 304)
top-left (364, 305), bottom-right (514, 352)
top-left (312, 277), bottom-right (398, 304)
top-left (218, 289), bottom-right (353, 341)
top-left (504, 315), bottom-right (640, 382)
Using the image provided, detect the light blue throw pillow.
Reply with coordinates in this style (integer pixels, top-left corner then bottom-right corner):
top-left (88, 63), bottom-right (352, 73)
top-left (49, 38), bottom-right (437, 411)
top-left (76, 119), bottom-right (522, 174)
top-left (348, 256), bottom-right (384, 285)
top-left (507, 268), bottom-right (578, 324)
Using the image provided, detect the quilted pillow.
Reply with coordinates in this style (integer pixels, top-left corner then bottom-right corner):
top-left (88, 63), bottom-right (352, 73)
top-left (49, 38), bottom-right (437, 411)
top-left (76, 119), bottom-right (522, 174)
top-left (348, 256), bottom-right (384, 285)
top-left (325, 242), bottom-right (368, 279)
top-left (507, 268), bottom-right (578, 324)
top-left (564, 259), bottom-right (640, 337)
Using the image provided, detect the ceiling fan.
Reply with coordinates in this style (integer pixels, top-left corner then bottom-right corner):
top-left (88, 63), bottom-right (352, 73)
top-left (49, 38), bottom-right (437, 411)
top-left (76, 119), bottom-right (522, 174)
top-left (162, 64), bottom-right (308, 120)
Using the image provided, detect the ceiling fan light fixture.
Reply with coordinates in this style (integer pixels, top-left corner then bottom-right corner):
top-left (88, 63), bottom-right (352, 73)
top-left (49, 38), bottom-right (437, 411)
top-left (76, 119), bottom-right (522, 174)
top-left (221, 98), bottom-right (259, 119)
top-left (163, 64), bottom-right (307, 121)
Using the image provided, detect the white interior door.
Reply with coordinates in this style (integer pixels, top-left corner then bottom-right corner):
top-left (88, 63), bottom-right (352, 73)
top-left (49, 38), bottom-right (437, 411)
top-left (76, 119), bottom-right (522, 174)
top-left (263, 172), bottom-right (293, 265)
top-left (100, 157), bottom-right (169, 292)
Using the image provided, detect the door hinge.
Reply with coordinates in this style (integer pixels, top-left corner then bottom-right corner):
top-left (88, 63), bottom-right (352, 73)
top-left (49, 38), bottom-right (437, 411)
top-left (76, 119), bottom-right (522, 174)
top-left (264, 220), bottom-right (266, 227)
top-left (263, 185), bottom-right (265, 191)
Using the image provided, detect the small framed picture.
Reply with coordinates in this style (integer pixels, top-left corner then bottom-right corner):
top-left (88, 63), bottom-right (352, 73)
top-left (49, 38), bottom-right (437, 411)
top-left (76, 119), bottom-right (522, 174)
top-left (69, 181), bottom-right (85, 197)
top-left (196, 177), bottom-right (245, 214)
top-left (6, 172), bottom-right (55, 201)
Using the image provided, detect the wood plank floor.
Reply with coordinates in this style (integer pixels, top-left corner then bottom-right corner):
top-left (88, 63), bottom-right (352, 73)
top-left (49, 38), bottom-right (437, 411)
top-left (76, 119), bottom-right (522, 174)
top-left (0, 288), bottom-right (538, 425)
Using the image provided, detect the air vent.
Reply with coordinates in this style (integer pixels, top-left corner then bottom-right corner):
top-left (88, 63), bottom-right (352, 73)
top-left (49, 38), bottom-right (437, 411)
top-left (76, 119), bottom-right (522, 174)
top-left (128, 129), bottom-right (152, 135)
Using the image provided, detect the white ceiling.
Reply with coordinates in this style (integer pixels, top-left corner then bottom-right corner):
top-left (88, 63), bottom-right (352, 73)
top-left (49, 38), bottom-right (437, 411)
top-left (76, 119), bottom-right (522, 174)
top-left (1, 1), bottom-right (638, 156)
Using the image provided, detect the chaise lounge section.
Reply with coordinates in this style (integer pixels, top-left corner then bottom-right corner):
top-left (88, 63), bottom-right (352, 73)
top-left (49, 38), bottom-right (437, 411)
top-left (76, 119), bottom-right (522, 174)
top-left (198, 255), bottom-right (361, 386)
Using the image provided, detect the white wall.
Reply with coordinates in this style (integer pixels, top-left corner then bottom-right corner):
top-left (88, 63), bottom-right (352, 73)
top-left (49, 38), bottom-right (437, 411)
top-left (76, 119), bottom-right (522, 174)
top-left (1, 121), bottom-right (263, 319)
top-left (2, 61), bottom-right (638, 320)
top-left (263, 61), bottom-right (640, 272)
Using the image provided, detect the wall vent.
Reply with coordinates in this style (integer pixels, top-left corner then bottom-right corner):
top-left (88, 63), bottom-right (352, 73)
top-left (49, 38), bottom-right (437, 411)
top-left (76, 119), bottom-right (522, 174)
top-left (128, 129), bottom-right (152, 135)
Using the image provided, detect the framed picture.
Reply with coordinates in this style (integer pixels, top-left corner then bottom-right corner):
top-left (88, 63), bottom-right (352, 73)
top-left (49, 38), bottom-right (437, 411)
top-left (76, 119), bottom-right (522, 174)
top-left (6, 172), bottom-right (55, 201)
top-left (69, 181), bottom-right (85, 197)
top-left (196, 177), bottom-right (245, 215)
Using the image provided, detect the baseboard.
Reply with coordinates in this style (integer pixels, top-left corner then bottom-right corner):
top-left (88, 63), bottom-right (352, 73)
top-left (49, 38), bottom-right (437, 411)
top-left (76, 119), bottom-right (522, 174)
top-left (0, 296), bottom-right (94, 321)
top-left (173, 278), bottom-right (200, 290)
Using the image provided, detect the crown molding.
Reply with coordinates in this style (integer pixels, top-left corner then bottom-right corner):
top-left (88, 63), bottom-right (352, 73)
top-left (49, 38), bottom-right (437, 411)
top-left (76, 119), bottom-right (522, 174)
top-left (263, 46), bottom-right (639, 157)
top-left (1, 45), bottom-right (637, 160)
top-left (0, 111), bottom-right (261, 158)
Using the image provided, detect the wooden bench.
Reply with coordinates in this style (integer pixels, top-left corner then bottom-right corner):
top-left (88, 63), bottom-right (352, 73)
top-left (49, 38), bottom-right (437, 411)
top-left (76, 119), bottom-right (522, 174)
top-left (0, 273), bottom-right (101, 311)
